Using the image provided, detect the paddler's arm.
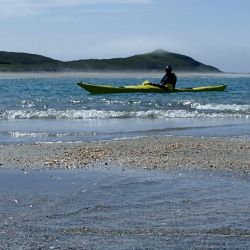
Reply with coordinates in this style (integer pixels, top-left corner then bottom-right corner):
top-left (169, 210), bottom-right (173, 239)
top-left (148, 82), bottom-right (169, 92)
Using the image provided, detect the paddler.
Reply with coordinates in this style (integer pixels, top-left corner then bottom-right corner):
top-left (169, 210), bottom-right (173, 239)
top-left (150, 65), bottom-right (177, 91)
top-left (160, 66), bottom-right (177, 90)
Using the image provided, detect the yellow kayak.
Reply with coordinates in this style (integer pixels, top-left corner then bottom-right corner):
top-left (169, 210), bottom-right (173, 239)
top-left (77, 81), bottom-right (227, 94)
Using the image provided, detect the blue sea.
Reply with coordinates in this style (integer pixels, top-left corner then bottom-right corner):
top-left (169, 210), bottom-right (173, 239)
top-left (0, 72), bottom-right (249, 144)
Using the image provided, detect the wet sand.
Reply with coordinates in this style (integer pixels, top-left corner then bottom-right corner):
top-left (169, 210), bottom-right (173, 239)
top-left (1, 136), bottom-right (250, 249)
top-left (0, 136), bottom-right (249, 174)
top-left (0, 168), bottom-right (249, 249)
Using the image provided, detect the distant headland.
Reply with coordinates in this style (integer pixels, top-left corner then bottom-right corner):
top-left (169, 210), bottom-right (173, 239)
top-left (0, 49), bottom-right (221, 73)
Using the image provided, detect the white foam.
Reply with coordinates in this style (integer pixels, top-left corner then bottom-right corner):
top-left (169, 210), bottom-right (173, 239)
top-left (191, 103), bottom-right (250, 112)
top-left (9, 132), bottom-right (48, 137)
top-left (1, 108), bottom-right (249, 120)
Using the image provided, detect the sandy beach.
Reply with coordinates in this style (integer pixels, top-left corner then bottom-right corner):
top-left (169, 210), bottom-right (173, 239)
top-left (1, 136), bottom-right (249, 174)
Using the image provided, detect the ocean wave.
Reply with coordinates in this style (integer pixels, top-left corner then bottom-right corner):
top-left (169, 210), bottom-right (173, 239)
top-left (0, 109), bottom-right (126, 119)
top-left (9, 132), bottom-right (49, 137)
top-left (0, 108), bottom-right (249, 120)
top-left (6, 131), bottom-right (96, 138)
top-left (191, 102), bottom-right (250, 112)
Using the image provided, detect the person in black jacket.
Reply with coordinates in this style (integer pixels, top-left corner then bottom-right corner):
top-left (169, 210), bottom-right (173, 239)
top-left (149, 66), bottom-right (177, 91)
top-left (160, 66), bottom-right (177, 90)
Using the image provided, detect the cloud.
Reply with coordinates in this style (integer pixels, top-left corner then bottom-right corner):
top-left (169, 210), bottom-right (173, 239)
top-left (0, 0), bottom-right (152, 17)
top-left (0, 0), bottom-right (34, 17)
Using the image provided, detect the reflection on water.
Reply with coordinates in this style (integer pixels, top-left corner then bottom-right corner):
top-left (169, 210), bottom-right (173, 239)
top-left (0, 118), bottom-right (250, 144)
top-left (0, 168), bottom-right (249, 249)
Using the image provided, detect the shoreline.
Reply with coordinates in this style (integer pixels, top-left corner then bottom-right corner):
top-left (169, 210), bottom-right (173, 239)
top-left (0, 136), bottom-right (249, 175)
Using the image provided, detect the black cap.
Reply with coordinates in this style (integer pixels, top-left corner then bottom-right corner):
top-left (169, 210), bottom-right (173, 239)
top-left (165, 65), bottom-right (172, 72)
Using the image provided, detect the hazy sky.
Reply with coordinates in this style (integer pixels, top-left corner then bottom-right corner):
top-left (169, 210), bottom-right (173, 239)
top-left (1, 0), bottom-right (249, 72)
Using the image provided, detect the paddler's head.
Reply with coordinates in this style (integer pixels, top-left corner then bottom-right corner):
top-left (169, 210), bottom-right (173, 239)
top-left (165, 65), bottom-right (172, 74)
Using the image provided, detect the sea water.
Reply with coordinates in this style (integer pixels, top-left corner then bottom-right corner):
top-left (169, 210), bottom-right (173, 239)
top-left (0, 168), bottom-right (249, 249)
top-left (0, 73), bottom-right (249, 144)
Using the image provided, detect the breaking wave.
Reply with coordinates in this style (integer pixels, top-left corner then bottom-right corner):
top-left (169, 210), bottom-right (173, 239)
top-left (190, 102), bottom-right (250, 112)
top-left (0, 107), bottom-right (249, 120)
top-left (6, 131), bottom-right (96, 138)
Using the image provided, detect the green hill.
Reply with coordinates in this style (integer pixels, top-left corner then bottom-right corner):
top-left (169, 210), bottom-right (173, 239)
top-left (0, 51), bottom-right (59, 64)
top-left (0, 51), bottom-right (64, 71)
top-left (0, 49), bottom-right (221, 72)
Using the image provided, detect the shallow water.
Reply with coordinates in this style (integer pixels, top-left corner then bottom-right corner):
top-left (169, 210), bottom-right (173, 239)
top-left (0, 73), bottom-right (250, 143)
top-left (0, 168), bottom-right (249, 249)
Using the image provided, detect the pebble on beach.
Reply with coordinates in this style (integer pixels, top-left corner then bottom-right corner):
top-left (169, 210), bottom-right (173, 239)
top-left (0, 137), bottom-right (249, 175)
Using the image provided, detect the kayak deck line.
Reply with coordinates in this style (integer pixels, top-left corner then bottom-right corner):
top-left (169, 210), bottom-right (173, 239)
top-left (77, 81), bottom-right (227, 94)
